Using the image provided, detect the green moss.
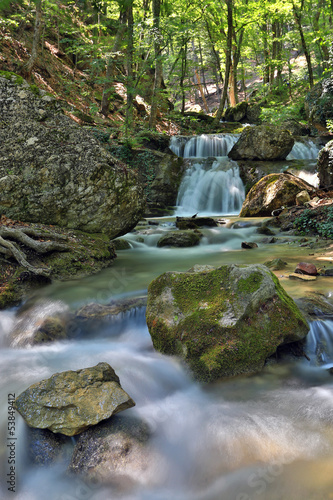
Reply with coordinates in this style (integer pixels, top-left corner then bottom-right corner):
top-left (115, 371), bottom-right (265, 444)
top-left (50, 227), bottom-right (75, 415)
top-left (29, 84), bottom-right (41, 97)
top-left (0, 70), bottom-right (25, 85)
top-left (237, 272), bottom-right (263, 294)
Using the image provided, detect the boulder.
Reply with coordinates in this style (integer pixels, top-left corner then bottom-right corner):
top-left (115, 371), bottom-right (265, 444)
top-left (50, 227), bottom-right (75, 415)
top-left (317, 140), bottom-right (333, 188)
top-left (26, 427), bottom-right (70, 466)
top-left (264, 258), bottom-right (288, 271)
top-left (224, 101), bottom-right (248, 122)
top-left (239, 173), bottom-right (315, 217)
top-left (296, 190), bottom-right (311, 206)
top-left (0, 74), bottom-right (145, 237)
top-left (245, 103), bottom-right (262, 124)
top-left (280, 120), bottom-right (310, 136)
top-left (228, 125), bottom-right (294, 161)
top-left (157, 231), bottom-right (202, 248)
top-left (295, 262), bottom-right (318, 276)
top-left (304, 78), bottom-right (333, 127)
top-left (146, 264), bottom-right (309, 382)
top-left (14, 362), bottom-right (135, 436)
top-left (68, 416), bottom-right (162, 487)
top-left (295, 292), bottom-right (333, 322)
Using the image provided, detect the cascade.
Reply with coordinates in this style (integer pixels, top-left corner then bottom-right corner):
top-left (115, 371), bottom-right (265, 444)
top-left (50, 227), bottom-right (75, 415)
top-left (171, 133), bottom-right (321, 215)
top-left (306, 320), bottom-right (333, 366)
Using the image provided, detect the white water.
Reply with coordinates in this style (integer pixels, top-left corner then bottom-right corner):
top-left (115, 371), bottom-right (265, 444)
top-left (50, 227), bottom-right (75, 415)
top-left (176, 159), bottom-right (245, 216)
top-left (171, 134), bottom-right (320, 216)
top-left (1, 300), bottom-right (333, 500)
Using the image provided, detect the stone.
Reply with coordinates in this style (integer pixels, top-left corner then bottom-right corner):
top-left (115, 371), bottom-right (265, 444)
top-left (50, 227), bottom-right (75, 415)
top-left (241, 241), bottom-right (258, 249)
top-left (228, 125), bottom-right (294, 161)
top-left (294, 262), bottom-right (318, 276)
top-left (280, 120), bottom-right (310, 136)
top-left (296, 190), bottom-right (311, 206)
top-left (256, 223), bottom-right (274, 235)
top-left (304, 77), bottom-right (333, 127)
top-left (224, 101), bottom-right (248, 122)
top-left (175, 217), bottom-right (218, 229)
top-left (317, 140), bottom-right (333, 188)
top-left (14, 363), bottom-right (135, 436)
top-left (113, 238), bottom-right (132, 250)
top-left (0, 75), bottom-right (145, 237)
top-left (264, 258), bottom-right (288, 271)
top-left (157, 231), bottom-right (202, 247)
top-left (146, 264), bottom-right (309, 382)
top-left (324, 269), bottom-right (333, 276)
top-left (295, 292), bottom-right (333, 322)
top-left (245, 102), bottom-right (263, 124)
top-left (68, 416), bottom-right (162, 487)
top-left (26, 427), bottom-right (70, 466)
top-left (289, 273), bottom-right (317, 281)
top-left (240, 173), bottom-right (315, 217)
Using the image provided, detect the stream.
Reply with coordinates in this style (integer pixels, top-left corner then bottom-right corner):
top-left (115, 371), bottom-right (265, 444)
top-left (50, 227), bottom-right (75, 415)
top-left (1, 134), bottom-right (333, 500)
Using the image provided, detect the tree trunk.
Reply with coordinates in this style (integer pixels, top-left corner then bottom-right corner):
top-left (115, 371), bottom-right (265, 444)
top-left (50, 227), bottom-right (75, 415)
top-left (214, 0), bottom-right (233, 125)
top-left (149, 0), bottom-right (162, 129)
top-left (293, 2), bottom-right (314, 88)
top-left (101, 11), bottom-right (127, 117)
top-left (24, 0), bottom-right (43, 74)
top-left (125, 2), bottom-right (134, 134)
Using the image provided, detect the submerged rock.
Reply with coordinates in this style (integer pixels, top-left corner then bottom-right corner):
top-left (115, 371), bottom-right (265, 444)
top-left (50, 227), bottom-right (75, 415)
top-left (68, 416), bottom-right (162, 487)
top-left (241, 241), bottom-right (258, 249)
top-left (175, 217), bottom-right (218, 229)
top-left (14, 362), bottom-right (135, 436)
top-left (157, 231), bottom-right (202, 247)
top-left (146, 264), bottom-right (309, 382)
top-left (0, 75), bottom-right (145, 237)
top-left (228, 125), bottom-right (294, 161)
top-left (240, 173), bottom-right (315, 217)
top-left (26, 427), bottom-right (70, 466)
top-left (264, 258), bottom-right (288, 271)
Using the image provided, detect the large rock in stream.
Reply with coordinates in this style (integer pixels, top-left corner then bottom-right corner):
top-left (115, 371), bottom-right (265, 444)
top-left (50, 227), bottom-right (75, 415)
top-left (228, 125), bottom-right (294, 160)
top-left (14, 362), bottom-right (135, 436)
top-left (0, 73), bottom-right (145, 237)
top-left (240, 172), bottom-right (315, 217)
top-left (146, 264), bottom-right (309, 382)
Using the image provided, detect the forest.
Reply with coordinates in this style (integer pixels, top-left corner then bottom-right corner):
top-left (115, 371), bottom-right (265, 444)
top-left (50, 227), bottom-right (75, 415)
top-left (1, 0), bottom-right (332, 133)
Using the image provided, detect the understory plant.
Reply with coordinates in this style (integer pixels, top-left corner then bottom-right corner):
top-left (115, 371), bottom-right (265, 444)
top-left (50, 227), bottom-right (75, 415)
top-left (294, 207), bottom-right (333, 239)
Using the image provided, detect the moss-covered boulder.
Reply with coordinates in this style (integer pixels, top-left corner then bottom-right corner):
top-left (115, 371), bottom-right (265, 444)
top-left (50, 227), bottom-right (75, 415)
top-left (14, 362), bottom-right (135, 436)
top-left (317, 140), bottom-right (333, 188)
top-left (146, 264), bottom-right (308, 382)
top-left (228, 125), bottom-right (294, 161)
top-left (239, 173), bottom-right (315, 217)
top-left (157, 231), bottom-right (202, 247)
top-left (224, 101), bottom-right (248, 122)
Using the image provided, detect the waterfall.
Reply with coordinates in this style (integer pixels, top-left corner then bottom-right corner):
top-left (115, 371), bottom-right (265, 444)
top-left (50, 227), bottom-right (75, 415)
top-left (286, 140), bottom-right (320, 160)
top-left (176, 158), bottom-right (245, 216)
top-left (306, 320), bottom-right (333, 367)
top-left (170, 134), bottom-right (239, 158)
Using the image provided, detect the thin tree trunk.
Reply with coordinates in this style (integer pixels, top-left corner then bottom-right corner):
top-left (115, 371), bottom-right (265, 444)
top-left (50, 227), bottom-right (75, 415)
top-left (293, 2), bottom-right (314, 88)
top-left (214, 0), bottom-right (233, 124)
top-left (125, 2), bottom-right (134, 134)
top-left (149, 0), bottom-right (162, 129)
top-left (24, 0), bottom-right (43, 74)
top-left (101, 12), bottom-right (127, 117)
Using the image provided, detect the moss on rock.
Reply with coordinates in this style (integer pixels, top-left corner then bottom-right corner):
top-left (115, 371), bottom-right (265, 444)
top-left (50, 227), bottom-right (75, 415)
top-left (146, 264), bottom-right (309, 382)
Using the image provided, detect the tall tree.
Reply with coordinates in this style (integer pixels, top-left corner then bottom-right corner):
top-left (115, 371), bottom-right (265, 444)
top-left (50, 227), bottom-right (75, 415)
top-left (24, 0), bottom-right (43, 74)
top-left (149, 0), bottom-right (162, 128)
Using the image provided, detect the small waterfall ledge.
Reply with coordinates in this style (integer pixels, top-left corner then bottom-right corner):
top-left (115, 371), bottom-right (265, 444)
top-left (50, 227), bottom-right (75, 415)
top-left (170, 133), bottom-right (321, 216)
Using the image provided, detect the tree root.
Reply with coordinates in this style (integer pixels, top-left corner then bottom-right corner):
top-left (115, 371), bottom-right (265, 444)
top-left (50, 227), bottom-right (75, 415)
top-left (0, 227), bottom-right (71, 277)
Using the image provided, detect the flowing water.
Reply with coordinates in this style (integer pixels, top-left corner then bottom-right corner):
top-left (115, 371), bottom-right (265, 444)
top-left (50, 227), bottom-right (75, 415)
top-left (169, 134), bottom-right (320, 216)
top-left (1, 135), bottom-right (332, 500)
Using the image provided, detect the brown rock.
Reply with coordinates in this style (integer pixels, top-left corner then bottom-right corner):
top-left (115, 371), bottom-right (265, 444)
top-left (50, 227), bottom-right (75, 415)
top-left (295, 262), bottom-right (318, 276)
top-left (241, 241), bottom-right (258, 249)
top-left (289, 273), bottom-right (317, 281)
top-left (296, 190), bottom-right (311, 206)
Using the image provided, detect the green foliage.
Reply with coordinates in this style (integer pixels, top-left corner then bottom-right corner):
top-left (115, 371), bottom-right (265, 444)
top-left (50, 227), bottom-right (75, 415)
top-left (326, 119), bottom-right (333, 133)
top-left (260, 99), bottom-right (305, 125)
top-left (294, 207), bottom-right (333, 239)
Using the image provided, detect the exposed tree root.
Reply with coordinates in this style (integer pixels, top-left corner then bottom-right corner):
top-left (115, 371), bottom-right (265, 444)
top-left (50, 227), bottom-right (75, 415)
top-left (0, 227), bottom-right (70, 277)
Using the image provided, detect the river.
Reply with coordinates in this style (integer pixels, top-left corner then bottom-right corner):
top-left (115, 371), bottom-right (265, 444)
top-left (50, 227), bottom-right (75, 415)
top-left (0, 135), bottom-right (333, 500)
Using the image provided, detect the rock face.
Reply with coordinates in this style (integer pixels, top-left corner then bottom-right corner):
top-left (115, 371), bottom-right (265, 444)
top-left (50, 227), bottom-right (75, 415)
top-left (14, 363), bottom-right (135, 436)
top-left (304, 78), bottom-right (333, 127)
top-left (228, 125), bottom-right (294, 161)
top-left (0, 74), bottom-right (145, 237)
top-left (240, 173), bottom-right (315, 217)
top-left (317, 140), bottom-right (333, 188)
top-left (146, 264), bottom-right (309, 382)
